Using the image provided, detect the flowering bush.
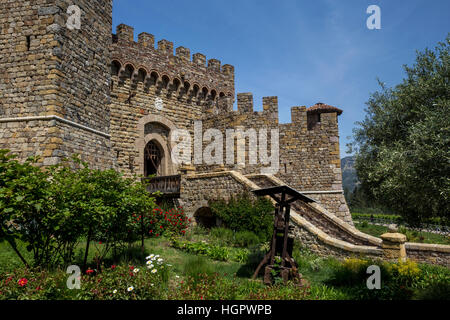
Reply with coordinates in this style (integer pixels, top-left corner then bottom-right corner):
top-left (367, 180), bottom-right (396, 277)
top-left (77, 257), bottom-right (171, 300)
top-left (0, 255), bottom-right (172, 300)
top-left (0, 268), bottom-right (69, 300)
top-left (327, 257), bottom-right (450, 300)
top-left (146, 206), bottom-right (190, 238)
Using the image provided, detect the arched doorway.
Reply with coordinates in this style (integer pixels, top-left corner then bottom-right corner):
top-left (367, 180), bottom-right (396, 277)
top-left (144, 140), bottom-right (163, 177)
top-left (194, 207), bottom-right (217, 229)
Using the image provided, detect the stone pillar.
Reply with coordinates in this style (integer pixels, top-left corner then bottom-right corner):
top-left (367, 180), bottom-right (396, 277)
top-left (381, 229), bottom-right (407, 262)
top-left (180, 165), bottom-right (196, 175)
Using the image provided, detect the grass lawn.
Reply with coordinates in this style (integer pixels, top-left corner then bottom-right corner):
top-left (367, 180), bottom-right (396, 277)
top-left (0, 232), bottom-right (351, 300)
top-left (1, 227), bottom-right (449, 300)
top-left (354, 222), bottom-right (450, 245)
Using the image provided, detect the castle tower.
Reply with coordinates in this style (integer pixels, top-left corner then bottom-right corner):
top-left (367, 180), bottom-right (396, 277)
top-left (0, 0), bottom-right (113, 168)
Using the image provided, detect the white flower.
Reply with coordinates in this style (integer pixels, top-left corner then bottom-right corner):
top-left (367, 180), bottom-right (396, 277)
top-left (167, 264), bottom-right (172, 267)
top-left (146, 260), bottom-right (152, 265)
top-left (157, 258), bottom-right (163, 262)
top-left (113, 289), bottom-right (117, 294)
top-left (175, 275), bottom-right (180, 279)
top-left (127, 286), bottom-right (134, 292)
top-left (146, 254), bottom-right (155, 260)
top-left (154, 255), bottom-right (160, 259)
top-left (151, 269), bottom-right (157, 274)
top-left (133, 268), bottom-right (140, 273)
top-left (151, 283), bottom-right (154, 287)
top-left (147, 264), bottom-right (154, 269)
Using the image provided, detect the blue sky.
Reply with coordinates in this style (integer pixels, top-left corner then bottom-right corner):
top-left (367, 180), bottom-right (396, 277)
top-left (112, 0), bottom-right (450, 158)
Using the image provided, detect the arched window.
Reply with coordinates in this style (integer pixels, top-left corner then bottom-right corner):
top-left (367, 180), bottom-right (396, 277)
top-left (111, 60), bottom-right (121, 76)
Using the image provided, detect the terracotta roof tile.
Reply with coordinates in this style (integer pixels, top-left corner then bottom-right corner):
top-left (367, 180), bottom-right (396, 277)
top-left (307, 102), bottom-right (343, 115)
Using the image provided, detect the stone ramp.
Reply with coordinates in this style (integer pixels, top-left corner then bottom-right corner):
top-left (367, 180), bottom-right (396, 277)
top-left (179, 170), bottom-right (383, 259)
top-left (179, 170), bottom-right (449, 266)
top-left (246, 174), bottom-right (353, 225)
top-left (245, 174), bottom-right (381, 247)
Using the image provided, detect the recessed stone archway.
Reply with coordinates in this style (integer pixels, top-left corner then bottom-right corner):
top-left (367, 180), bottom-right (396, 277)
top-left (135, 114), bottom-right (177, 176)
top-left (135, 115), bottom-right (178, 177)
top-left (193, 206), bottom-right (217, 229)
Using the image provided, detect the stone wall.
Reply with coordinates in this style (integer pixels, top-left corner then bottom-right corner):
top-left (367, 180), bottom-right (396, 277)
top-left (0, 0), bottom-right (114, 170)
top-left (300, 192), bottom-right (351, 224)
top-left (199, 95), bottom-right (351, 222)
top-left (0, 117), bottom-right (111, 168)
top-left (291, 223), bottom-right (383, 260)
top-left (109, 24), bottom-right (235, 177)
top-left (405, 243), bottom-right (450, 267)
top-left (179, 171), bottom-right (257, 218)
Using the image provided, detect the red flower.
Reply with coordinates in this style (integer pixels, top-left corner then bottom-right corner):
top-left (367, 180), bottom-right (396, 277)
top-left (111, 265), bottom-right (116, 270)
top-left (129, 266), bottom-right (134, 271)
top-left (99, 241), bottom-right (102, 244)
top-left (86, 268), bottom-right (94, 275)
top-left (18, 278), bottom-right (28, 287)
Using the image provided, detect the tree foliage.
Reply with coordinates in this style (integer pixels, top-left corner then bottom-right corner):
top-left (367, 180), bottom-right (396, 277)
top-left (351, 35), bottom-right (450, 225)
top-left (0, 150), bottom-right (157, 268)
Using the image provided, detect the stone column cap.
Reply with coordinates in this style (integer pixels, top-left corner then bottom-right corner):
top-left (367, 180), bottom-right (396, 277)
top-left (381, 232), bottom-right (407, 243)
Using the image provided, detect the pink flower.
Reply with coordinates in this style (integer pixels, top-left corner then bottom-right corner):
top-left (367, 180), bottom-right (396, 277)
top-left (18, 278), bottom-right (28, 287)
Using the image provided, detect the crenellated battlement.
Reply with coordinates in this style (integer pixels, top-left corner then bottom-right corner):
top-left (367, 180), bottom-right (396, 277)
top-left (205, 92), bottom-right (342, 132)
top-left (111, 24), bottom-right (235, 97)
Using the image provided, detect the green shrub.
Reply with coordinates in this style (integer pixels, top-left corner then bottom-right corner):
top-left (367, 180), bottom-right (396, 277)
top-left (234, 231), bottom-right (260, 247)
top-left (210, 193), bottom-right (273, 242)
top-left (169, 272), bottom-right (240, 300)
top-left (413, 282), bottom-right (450, 300)
top-left (182, 256), bottom-right (214, 281)
top-left (0, 150), bottom-right (157, 269)
top-left (326, 257), bottom-right (450, 300)
top-left (210, 227), bottom-right (234, 245)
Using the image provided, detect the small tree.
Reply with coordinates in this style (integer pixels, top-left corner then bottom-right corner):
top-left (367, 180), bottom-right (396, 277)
top-left (0, 150), bottom-right (157, 269)
top-left (351, 35), bottom-right (450, 226)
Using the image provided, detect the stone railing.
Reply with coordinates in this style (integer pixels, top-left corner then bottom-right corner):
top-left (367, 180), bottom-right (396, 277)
top-left (143, 174), bottom-right (181, 195)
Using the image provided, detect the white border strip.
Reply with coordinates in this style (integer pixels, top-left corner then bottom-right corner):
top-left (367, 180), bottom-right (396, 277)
top-left (0, 115), bottom-right (110, 138)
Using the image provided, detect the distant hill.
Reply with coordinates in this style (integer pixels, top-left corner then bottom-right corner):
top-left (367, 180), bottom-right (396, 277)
top-left (341, 156), bottom-right (359, 192)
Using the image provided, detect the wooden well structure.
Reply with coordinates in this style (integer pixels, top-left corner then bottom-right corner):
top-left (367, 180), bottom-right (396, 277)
top-left (252, 185), bottom-right (316, 285)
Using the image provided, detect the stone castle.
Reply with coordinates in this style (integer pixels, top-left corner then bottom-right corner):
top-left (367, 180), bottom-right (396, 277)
top-left (0, 0), bottom-right (351, 225)
top-left (2, 1), bottom-right (450, 266)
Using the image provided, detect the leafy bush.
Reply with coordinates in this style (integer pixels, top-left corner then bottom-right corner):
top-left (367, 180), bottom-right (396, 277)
top-left (327, 257), bottom-right (450, 300)
top-left (169, 272), bottom-right (240, 300)
top-left (210, 193), bottom-right (274, 242)
top-left (210, 227), bottom-right (234, 245)
top-left (0, 150), bottom-right (158, 269)
top-left (234, 231), bottom-right (260, 247)
top-left (182, 256), bottom-right (215, 283)
top-left (171, 239), bottom-right (252, 263)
